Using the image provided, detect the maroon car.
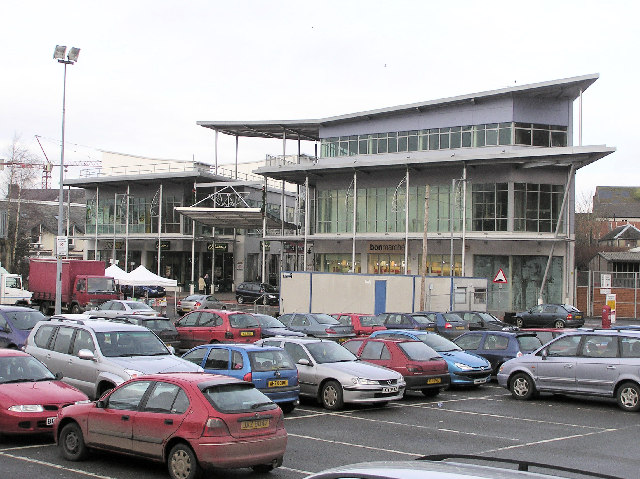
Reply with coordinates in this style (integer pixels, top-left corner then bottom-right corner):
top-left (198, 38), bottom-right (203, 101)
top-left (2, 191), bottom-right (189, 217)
top-left (0, 349), bottom-right (88, 435)
top-left (174, 309), bottom-right (261, 350)
top-left (343, 337), bottom-right (450, 396)
top-left (332, 313), bottom-right (387, 336)
top-left (55, 372), bottom-right (287, 477)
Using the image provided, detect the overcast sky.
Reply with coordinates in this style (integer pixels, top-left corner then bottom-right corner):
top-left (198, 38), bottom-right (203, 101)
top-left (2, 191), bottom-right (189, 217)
top-left (2, 0), bottom-right (638, 204)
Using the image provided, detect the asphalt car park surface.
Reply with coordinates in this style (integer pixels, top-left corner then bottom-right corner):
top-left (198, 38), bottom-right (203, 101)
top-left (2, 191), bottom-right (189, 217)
top-left (1, 383), bottom-right (639, 478)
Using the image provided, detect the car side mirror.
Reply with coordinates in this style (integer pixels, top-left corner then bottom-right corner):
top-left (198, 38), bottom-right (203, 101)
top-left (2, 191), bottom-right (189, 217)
top-left (54, 371), bottom-right (64, 380)
top-left (78, 349), bottom-right (96, 361)
top-left (96, 399), bottom-right (106, 408)
top-left (166, 345), bottom-right (175, 355)
top-left (298, 359), bottom-right (311, 366)
top-left (541, 348), bottom-right (548, 360)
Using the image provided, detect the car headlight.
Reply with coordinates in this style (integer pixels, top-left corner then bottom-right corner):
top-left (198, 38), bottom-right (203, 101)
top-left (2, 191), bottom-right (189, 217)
top-left (352, 377), bottom-right (379, 385)
top-left (454, 362), bottom-right (473, 371)
top-left (124, 369), bottom-right (144, 379)
top-left (8, 405), bottom-right (44, 413)
top-left (498, 364), bottom-right (505, 374)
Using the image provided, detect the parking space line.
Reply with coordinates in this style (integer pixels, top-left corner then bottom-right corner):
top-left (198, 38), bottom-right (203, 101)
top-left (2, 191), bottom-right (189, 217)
top-left (0, 451), bottom-right (117, 479)
top-left (0, 444), bottom-right (55, 452)
top-left (280, 465), bottom-right (314, 475)
top-left (288, 432), bottom-right (423, 457)
top-left (481, 427), bottom-right (620, 454)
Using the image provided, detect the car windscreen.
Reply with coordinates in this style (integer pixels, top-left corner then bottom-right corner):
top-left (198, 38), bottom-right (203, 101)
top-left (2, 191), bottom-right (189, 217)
top-left (127, 302), bottom-right (153, 311)
top-left (442, 313), bottom-right (464, 322)
top-left (255, 315), bottom-right (286, 328)
top-left (248, 349), bottom-right (295, 371)
top-left (0, 355), bottom-right (55, 384)
top-left (517, 335), bottom-right (543, 352)
top-left (201, 383), bottom-right (276, 413)
top-left (310, 314), bottom-right (341, 325)
top-left (229, 313), bottom-right (260, 328)
top-left (184, 295), bottom-right (205, 301)
top-left (87, 277), bottom-right (116, 294)
top-left (398, 341), bottom-right (441, 360)
top-left (420, 333), bottom-right (462, 352)
top-left (359, 315), bottom-right (384, 326)
top-left (477, 312), bottom-right (501, 323)
top-left (563, 304), bottom-right (580, 312)
top-left (411, 315), bottom-right (434, 325)
top-left (95, 330), bottom-right (169, 357)
top-left (141, 319), bottom-right (176, 331)
top-left (306, 341), bottom-right (357, 363)
top-left (263, 284), bottom-right (278, 293)
top-left (4, 310), bottom-right (46, 330)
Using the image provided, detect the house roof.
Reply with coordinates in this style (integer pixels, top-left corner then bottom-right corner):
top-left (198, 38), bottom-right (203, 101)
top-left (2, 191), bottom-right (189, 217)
top-left (597, 251), bottom-right (640, 263)
top-left (593, 186), bottom-right (640, 219)
top-left (599, 223), bottom-right (640, 242)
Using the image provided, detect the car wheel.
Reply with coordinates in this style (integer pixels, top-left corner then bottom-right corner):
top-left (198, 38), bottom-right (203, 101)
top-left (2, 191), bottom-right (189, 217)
top-left (237, 295), bottom-right (244, 304)
top-left (97, 383), bottom-right (114, 399)
top-left (617, 382), bottom-right (640, 412)
top-left (168, 443), bottom-right (201, 479)
top-left (321, 380), bottom-right (344, 410)
top-left (421, 388), bottom-right (441, 398)
top-left (70, 304), bottom-right (81, 314)
top-left (515, 317), bottom-right (524, 328)
top-left (554, 320), bottom-right (565, 328)
top-left (39, 302), bottom-right (50, 315)
top-left (59, 422), bottom-right (89, 461)
top-left (510, 373), bottom-right (536, 400)
top-left (252, 463), bottom-right (275, 473)
top-left (279, 402), bottom-right (296, 413)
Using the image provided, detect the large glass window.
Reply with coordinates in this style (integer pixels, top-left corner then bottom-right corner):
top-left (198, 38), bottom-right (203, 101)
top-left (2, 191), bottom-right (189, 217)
top-left (472, 183), bottom-right (508, 231)
top-left (514, 183), bottom-right (564, 232)
top-left (316, 254), bottom-right (361, 273)
top-left (368, 254), bottom-right (404, 274)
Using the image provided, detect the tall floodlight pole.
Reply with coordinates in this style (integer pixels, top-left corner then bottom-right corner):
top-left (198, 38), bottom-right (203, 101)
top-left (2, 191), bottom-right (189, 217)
top-left (53, 45), bottom-right (80, 315)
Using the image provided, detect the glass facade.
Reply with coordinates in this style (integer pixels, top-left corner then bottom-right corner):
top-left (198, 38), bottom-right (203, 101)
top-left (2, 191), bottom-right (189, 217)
top-left (514, 183), bottom-right (564, 233)
top-left (320, 122), bottom-right (567, 158)
top-left (315, 254), bottom-right (361, 273)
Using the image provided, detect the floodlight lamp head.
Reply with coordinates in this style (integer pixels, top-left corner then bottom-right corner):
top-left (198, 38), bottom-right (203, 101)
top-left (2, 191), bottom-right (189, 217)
top-left (67, 47), bottom-right (80, 62)
top-left (53, 45), bottom-right (66, 60)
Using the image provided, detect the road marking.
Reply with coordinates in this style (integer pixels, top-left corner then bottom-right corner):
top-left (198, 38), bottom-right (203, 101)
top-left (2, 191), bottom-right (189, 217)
top-left (0, 444), bottom-right (55, 452)
top-left (481, 427), bottom-right (620, 453)
top-left (0, 451), bottom-right (117, 479)
top-left (280, 465), bottom-right (314, 475)
top-left (288, 433), bottom-right (423, 457)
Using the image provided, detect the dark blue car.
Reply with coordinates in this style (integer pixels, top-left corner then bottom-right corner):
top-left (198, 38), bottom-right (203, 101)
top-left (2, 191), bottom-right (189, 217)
top-left (0, 306), bottom-right (47, 349)
top-left (453, 330), bottom-right (543, 375)
top-left (181, 343), bottom-right (300, 412)
top-left (415, 312), bottom-right (470, 340)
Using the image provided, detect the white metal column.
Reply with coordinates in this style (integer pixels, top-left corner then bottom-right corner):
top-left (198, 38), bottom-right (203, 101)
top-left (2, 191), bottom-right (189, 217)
top-left (404, 168), bottom-right (409, 274)
top-left (352, 170), bottom-right (357, 272)
top-left (157, 184), bottom-right (163, 276)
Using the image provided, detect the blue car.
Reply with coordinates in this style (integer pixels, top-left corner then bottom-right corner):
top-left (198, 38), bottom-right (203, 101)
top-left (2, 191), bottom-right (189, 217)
top-left (181, 343), bottom-right (300, 412)
top-left (0, 306), bottom-right (47, 349)
top-left (370, 329), bottom-right (492, 386)
top-left (416, 312), bottom-right (470, 339)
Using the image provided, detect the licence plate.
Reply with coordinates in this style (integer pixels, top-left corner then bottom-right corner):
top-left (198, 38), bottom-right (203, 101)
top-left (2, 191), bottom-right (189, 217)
top-left (337, 337), bottom-right (348, 343)
top-left (268, 379), bottom-right (288, 387)
top-left (474, 377), bottom-right (488, 384)
top-left (46, 417), bottom-right (56, 426)
top-left (240, 331), bottom-right (254, 337)
top-left (427, 378), bottom-right (442, 384)
top-left (455, 326), bottom-right (465, 330)
top-left (241, 418), bottom-right (270, 430)
top-left (382, 386), bottom-right (399, 393)
top-left (426, 327), bottom-right (436, 331)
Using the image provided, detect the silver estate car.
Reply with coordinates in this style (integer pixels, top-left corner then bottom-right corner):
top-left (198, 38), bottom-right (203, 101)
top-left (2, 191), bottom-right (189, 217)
top-left (497, 329), bottom-right (640, 412)
top-left (25, 317), bottom-right (202, 399)
top-left (257, 337), bottom-right (405, 410)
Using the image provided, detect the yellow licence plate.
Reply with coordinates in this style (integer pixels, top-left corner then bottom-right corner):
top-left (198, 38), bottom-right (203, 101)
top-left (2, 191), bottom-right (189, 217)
top-left (427, 378), bottom-right (442, 384)
top-left (240, 331), bottom-right (254, 336)
top-left (268, 379), bottom-right (288, 387)
top-left (455, 326), bottom-right (465, 330)
top-left (426, 327), bottom-right (436, 331)
top-left (241, 419), bottom-right (270, 430)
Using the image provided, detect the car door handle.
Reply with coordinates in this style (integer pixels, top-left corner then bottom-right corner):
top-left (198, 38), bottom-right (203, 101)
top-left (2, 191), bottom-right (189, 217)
top-left (164, 419), bottom-right (173, 425)
top-left (607, 365), bottom-right (616, 370)
top-left (121, 415), bottom-right (130, 421)
top-left (565, 364), bottom-right (573, 368)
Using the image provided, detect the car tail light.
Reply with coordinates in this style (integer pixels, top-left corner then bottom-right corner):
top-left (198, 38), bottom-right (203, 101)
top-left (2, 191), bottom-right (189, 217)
top-left (516, 351), bottom-right (523, 357)
top-left (445, 322), bottom-right (453, 329)
top-left (225, 331), bottom-right (234, 339)
top-left (325, 328), bottom-right (337, 334)
top-left (203, 417), bottom-right (231, 437)
top-left (195, 302), bottom-right (201, 308)
top-left (243, 372), bottom-right (252, 382)
top-left (567, 313), bottom-right (573, 320)
top-left (407, 365), bottom-right (423, 373)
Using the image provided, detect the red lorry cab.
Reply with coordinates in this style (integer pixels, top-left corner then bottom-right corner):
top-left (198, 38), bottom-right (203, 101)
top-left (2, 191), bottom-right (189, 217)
top-left (29, 258), bottom-right (118, 314)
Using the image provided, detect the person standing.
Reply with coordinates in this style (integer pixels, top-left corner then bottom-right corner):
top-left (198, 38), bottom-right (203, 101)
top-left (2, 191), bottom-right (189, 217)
top-left (204, 273), bottom-right (211, 294)
top-left (198, 276), bottom-right (205, 294)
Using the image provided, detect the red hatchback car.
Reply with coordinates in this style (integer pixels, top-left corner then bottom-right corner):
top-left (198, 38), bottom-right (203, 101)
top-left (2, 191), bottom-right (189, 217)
top-left (174, 309), bottom-right (261, 351)
top-left (332, 313), bottom-right (387, 336)
top-left (0, 349), bottom-right (88, 435)
top-left (55, 372), bottom-right (287, 478)
top-left (343, 337), bottom-right (450, 396)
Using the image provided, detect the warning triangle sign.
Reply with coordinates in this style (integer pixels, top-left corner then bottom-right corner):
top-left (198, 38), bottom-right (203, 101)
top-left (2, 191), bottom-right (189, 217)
top-left (493, 268), bottom-right (508, 284)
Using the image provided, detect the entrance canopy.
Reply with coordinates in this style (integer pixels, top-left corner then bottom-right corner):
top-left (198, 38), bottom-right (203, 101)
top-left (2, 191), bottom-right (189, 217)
top-left (175, 207), bottom-right (295, 229)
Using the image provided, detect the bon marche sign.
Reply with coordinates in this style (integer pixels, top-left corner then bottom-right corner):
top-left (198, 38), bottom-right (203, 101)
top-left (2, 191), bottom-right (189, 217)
top-left (368, 241), bottom-right (405, 253)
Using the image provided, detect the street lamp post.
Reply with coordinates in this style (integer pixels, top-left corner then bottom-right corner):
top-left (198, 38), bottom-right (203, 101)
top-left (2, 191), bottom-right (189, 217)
top-left (53, 45), bottom-right (80, 315)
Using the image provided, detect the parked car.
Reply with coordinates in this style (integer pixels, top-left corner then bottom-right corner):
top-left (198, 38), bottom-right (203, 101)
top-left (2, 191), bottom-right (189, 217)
top-left (25, 317), bottom-right (202, 399)
top-left (332, 313), bottom-right (386, 336)
top-left (0, 349), bottom-right (89, 436)
top-left (520, 328), bottom-right (578, 346)
top-left (120, 284), bottom-right (165, 298)
top-left (498, 329), bottom-right (640, 412)
top-left (376, 312), bottom-right (437, 332)
top-left (453, 330), bottom-right (543, 375)
top-left (182, 343), bottom-right (300, 412)
top-left (257, 337), bottom-right (405, 410)
top-left (174, 309), bottom-right (261, 350)
top-left (176, 294), bottom-right (227, 315)
top-left (252, 313), bottom-right (306, 338)
top-left (89, 299), bottom-right (160, 318)
top-left (415, 312), bottom-right (470, 339)
top-left (55, 373), bottom-right (287, 475)
top-left (343, 337), bottom-right (450, 396)
top-left (510, 304), bottom-right (585, 328)
top-left (110, 314), bottom-right (181, 350)
top-left (457, 311), bottom-right (512, 331)
top-left (0, 306), bottom-right (48, 349)
top-left (236, 282), bottom-right (279, 305)
top-left (370, 329), bottom-right (492, 386)
top-left (278, 313), bottom-right (355, 342)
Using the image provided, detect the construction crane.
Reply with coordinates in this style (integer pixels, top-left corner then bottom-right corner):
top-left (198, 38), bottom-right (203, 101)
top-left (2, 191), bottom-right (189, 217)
top-left (34, 135), bottom-right (101, 188)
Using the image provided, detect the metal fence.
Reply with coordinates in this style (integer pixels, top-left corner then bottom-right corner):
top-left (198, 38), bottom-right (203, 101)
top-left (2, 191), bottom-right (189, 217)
top-left (577, 271), bottom-right (640, 319)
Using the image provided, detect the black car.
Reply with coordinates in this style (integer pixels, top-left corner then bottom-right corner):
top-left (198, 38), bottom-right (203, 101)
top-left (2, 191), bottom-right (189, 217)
top-left (376, 312), bottom-right (437, 332)
top-left (235, 282), bottom-right (279, 305)
top-left (120, 284), bottom-right (166, 298)
top-left (457, 311), bottom-right (512, 331)
top-left (111, 314), bottom-right (180, 350)
top-left (510, 304), bottom-right (585, 328)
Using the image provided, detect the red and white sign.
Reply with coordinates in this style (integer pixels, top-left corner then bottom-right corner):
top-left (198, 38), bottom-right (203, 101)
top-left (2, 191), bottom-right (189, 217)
top-left (493, 268), bottom-right (507, 284)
